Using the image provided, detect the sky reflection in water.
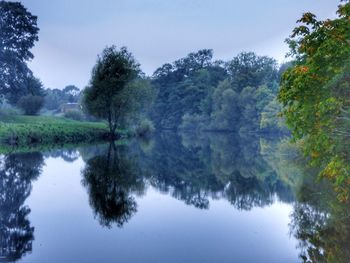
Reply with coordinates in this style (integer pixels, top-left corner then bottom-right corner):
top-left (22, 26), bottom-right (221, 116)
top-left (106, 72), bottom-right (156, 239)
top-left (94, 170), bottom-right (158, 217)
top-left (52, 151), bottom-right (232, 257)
top-left (0, 132), bottom-right (347, 263)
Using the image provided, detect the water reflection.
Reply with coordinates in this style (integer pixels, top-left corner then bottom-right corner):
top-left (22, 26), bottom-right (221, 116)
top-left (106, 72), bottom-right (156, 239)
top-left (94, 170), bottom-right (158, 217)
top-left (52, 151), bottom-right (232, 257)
top-left (81, 143), bottom-right (145, 228)
top-left (143, 132), bottom-right (295, 210)
top-left (290, 168), bottom-right (350, 263)
top-left (0, 133), bottom-right (348, 262)
top-left (0, 153), bottom-right (43, 262)
top-left (80, 132), bottom-right (295, 223)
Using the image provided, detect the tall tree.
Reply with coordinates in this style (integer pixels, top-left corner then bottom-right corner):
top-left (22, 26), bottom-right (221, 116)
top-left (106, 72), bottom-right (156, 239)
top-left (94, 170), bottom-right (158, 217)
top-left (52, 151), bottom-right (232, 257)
top-left (82, 46), bottom-right (141, 136)
top-left (278, 0), bottom-right (350, 200)
top-left (0, 1), bottom-right (39, 104)
top-left (63, 85), bottom-right (80, 103)
top-left (226, 52), bottom-right (278, 92)
top-left (150, 49), bottom-right (227, 129)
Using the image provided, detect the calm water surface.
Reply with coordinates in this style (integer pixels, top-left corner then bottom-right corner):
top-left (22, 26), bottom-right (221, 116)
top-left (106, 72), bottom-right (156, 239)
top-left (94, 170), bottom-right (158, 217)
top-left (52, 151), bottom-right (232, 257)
top-left (0, 132), bottom-right (348, 262)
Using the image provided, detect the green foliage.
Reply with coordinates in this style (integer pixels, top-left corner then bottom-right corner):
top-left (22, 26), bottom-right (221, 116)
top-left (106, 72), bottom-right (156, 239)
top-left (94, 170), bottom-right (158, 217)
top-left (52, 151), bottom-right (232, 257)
top-left (278, 0), bottom-right (350, 200)
top-left (114, 78), bottom-right (155, 127)
top-left (17, 95), bottom-right (44, 115)
top-left (83, 46), bottom-right (144, 136)
top-left (44, 86), bottom-right (80, 111)
top-left (209, 79), bottom-right (240, 131)
top-left (0, 105), bottom-right (21, 117)
top-left (150, 50), bottom-right (282, 133)
top-left (290, 165), bottom-right (350, 263)
top-left (0, 115), bottom-right (109, 146)
top-left (260, 99), bottom-right (287, 133)
top-left (63, 109), bottom-right (84, 121)
top-left (150, 49), bottom-right (227, 130)
top-left (78, 133), bottom-right (296, 214)
top-left (0, 1), bottom-right (40, 105)
top-left (62, 85), bottom-right (80, 103)
top-left (226, 52), bottom-right (278, 92)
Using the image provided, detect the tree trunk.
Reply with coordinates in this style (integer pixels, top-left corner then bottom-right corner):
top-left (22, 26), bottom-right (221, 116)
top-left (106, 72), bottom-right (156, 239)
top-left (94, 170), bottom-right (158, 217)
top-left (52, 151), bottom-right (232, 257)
top-left (107, 110), bottom-right (116, 139)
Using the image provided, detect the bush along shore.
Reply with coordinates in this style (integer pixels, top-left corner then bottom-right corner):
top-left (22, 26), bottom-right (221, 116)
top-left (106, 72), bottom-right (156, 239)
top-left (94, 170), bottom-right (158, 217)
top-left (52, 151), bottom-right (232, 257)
top-left (0, 115), bottom-right (114, 147)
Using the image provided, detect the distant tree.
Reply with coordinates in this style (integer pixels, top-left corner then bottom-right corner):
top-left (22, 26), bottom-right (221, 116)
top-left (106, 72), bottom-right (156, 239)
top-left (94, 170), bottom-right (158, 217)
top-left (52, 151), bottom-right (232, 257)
top-left (44, 86), bottom-right (80, 111)
top-left (17, 76), bottom-right (45, 115)
top-left (210, 79), bottom-right (240, 131)
top-left (5, 74), bottom-right (45, 106)
top-left (63, 85), bottom-right (80, 103)
top-left (150, 50), bottom-right (281, 132)
top-left (17, 95), bottom-right (44, 115)
top-left (238, 86), bottom-right (260, 134)
top-left (0, 1), bottom-right (39, 104)
top-left (82, 46), bottom-right (141, 136)
top-left (226, 52), bottom-right (278, 92)
top-left (150, 49), bottom-right (227, 129)
top-left (43, 88), bottom-right (63, 110)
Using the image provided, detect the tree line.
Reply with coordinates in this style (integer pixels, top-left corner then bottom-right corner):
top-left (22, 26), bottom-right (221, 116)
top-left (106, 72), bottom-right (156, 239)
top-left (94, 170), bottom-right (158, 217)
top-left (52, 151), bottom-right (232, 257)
top-left (2, 0), bottom-right (350, 202)
top-left (150, 50), bottom-right (288, 134)
top-left (0, 0), bottom-right (287, 136)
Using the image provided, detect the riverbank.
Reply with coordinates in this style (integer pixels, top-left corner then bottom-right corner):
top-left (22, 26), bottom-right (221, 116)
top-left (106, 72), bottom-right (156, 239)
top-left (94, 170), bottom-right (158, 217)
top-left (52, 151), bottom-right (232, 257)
top-left (0, 115), bottom-right (112, 148)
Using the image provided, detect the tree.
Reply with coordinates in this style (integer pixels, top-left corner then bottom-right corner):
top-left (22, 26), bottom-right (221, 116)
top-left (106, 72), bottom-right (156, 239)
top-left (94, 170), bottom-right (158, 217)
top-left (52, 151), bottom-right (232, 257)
top-left (278, 0), bottom-right (350, 201)
top-left (5, 74), bottom-right (45, 107)
top-left (226, 52), bottom-right (278, 92)
top-left (0, 1), bottom-right (39, 104)
top-left (14, 75), bottom-right (45, 115)
top-left (17, 95), bottom-right (44, 115)
top-left (63, 85), bottom-right (80, 103)
top-left (109, 78), bottom-right (154, 128)
top-left (150, 49), bottom-right (227, 130)
top-left (82, 46), bottom-right (140, 137)
top-left (210, 79), bottom-right (240, 131)
top-left (44, 85), bottom-right (80, 111)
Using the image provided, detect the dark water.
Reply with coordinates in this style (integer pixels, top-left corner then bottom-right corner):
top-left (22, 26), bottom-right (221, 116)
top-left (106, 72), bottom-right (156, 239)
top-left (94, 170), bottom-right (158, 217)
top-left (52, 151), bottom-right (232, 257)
top-left (0, 132), bottom-right (349, 263)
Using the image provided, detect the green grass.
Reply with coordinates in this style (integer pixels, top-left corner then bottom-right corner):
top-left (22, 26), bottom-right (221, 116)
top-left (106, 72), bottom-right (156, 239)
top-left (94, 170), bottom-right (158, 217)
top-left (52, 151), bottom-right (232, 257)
top-left (0, 115), bottom-right (111, 147)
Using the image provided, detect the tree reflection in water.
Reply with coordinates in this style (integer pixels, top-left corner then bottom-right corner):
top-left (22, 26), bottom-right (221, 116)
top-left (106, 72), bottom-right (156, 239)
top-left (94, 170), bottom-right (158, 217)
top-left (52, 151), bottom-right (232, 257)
top-left (0, 152), bottom-right (44, 262)
top-left (144, 132), bottom-right (295, 211)
top-left (80, 132), bottom-right (296, 227)
top-left (81, 143), bottom-right (145, 228)
top-left (0, 134), bottom-right (348, 262)
top-left (290, 168), bottom-right (350, 263)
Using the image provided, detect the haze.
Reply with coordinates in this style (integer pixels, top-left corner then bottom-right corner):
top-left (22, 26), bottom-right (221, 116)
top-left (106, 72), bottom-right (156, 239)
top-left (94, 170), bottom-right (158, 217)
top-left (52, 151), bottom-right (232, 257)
top-left (21, 0), bottom-right (339, 89)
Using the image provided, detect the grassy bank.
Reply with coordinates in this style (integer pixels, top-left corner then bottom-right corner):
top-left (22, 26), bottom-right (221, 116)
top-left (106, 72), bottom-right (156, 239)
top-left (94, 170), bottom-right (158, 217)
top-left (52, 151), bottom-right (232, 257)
top-left (0, 115), bottom-right (111, 147)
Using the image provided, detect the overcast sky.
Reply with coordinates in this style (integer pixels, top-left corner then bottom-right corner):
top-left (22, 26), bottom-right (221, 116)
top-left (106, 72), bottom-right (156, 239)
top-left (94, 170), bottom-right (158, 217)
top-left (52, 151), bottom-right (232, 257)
top-left (20, 0), bottom-right (340, 89)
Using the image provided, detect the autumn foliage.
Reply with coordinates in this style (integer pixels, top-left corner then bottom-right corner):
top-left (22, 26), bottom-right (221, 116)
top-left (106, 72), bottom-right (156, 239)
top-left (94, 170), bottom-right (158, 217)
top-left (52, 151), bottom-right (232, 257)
top-left (279, 0), bottom-right (350, 201)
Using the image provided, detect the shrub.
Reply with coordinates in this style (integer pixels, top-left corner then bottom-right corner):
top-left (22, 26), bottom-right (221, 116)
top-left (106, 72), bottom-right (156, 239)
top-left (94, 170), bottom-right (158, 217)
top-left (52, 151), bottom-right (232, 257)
top-left (64, 110), bottom-right (84, 121)
top-left (135, 119), bottom-right (155, 137)
top-left (17, 95), bottom-right (44, 115)
top-left (0, 107), bottom-right (21, 117)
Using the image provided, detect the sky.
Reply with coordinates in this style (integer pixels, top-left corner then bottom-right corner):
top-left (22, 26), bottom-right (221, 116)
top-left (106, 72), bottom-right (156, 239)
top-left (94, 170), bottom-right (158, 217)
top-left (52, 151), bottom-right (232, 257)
top-left (20, 0), bottom-right (340, 89)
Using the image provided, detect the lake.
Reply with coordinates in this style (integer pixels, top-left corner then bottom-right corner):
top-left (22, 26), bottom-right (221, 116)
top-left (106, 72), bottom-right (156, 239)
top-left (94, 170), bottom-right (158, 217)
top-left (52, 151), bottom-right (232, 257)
top-left (0, 132), bottom-right (348, 263)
